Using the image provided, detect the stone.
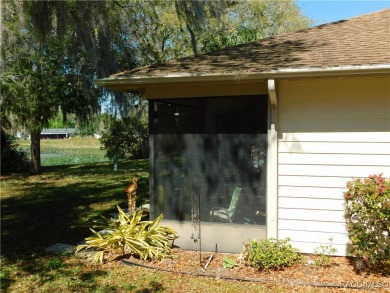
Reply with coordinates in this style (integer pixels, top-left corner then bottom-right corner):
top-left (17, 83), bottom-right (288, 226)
top-left (45, 243), bottom-right (75, 254)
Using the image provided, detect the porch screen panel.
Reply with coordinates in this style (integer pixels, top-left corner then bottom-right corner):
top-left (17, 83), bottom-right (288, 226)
top-left (151, 96), bottom-right (267, 225)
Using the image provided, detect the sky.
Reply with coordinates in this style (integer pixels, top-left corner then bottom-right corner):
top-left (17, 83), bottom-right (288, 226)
top-left (297, 0), bottom-right (390, 25)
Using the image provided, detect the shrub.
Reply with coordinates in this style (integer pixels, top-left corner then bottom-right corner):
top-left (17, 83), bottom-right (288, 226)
top-left (76, 207), bottom-right (176, 264)
top-left (1, 128), bottom-right (29, 174)
top-left (241, 238), bottom-right (301, 270)
top-left (344, 174), bottom-right (390, 265)
top-left (100, 115), bottom-right (149, 163)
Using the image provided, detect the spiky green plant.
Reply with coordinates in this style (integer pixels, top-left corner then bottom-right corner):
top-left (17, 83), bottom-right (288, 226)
top-left (76, 206), bottom-right (176, 263)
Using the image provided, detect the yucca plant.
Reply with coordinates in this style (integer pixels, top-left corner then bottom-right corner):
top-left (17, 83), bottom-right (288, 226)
top-left (76, 206), bottom-right (176, 264)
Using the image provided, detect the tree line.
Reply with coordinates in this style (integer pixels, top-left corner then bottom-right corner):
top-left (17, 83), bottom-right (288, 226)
top-left (1, 0), bottom-right (311, 174)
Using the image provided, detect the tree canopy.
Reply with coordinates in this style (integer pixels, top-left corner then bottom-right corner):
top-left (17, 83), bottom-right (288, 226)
top-left (1, 0), bottom-right (311, 173)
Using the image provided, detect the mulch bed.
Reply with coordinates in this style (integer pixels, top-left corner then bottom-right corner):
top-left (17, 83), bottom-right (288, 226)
top-left (121, 249), bottom-right (389, 291)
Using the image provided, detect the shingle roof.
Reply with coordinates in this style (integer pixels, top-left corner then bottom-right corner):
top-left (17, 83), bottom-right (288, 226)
top-left (100, 9), bottom-right (390, 85)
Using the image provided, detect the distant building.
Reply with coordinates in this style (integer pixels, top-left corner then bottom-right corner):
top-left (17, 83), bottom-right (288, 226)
top-left (40, 128), bottom-right (77, 139)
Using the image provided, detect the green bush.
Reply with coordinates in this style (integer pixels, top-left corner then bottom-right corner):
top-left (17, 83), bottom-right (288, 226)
top-left (100, 116), bottom-right (149, 162)
top-left (1, 129), bottom-right (29, 174)
top-left (344, 174), bottom-right (390, 265)
top-left (241, 238), bottom-right (301, 270)
top-left (76, 207), bottom-right (176, 264)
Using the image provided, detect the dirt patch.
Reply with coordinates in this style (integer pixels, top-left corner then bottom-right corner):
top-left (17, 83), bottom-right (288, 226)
top-left (122, 249), bottom-right (389, 291)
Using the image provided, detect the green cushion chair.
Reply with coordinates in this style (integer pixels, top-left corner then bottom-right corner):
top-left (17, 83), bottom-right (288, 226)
top-left (210, 187), bottom-right (243, 223)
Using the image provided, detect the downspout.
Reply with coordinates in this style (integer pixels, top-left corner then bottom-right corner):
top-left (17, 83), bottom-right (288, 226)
top-left (267, 79), bottom-right (278, 239)
top-left (268, 79), bottom-right (277, 107)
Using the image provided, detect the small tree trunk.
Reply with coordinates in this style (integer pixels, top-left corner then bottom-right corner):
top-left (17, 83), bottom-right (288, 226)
top-left (186, 22), bottom-right (198, 56)
top-left (30, 127), bottom-right (41, 174)
top-left (113, 155), bottom-right (118, 171)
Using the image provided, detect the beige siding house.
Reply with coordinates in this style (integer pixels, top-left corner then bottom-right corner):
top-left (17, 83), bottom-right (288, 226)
top-left (96, 9), bottom-right (390, 256)
top-left (277, 77), bottom-right (390, 254)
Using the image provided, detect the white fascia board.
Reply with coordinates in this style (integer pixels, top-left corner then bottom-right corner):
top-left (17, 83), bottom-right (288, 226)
top-left (95, 64), bottom-right (390, 90)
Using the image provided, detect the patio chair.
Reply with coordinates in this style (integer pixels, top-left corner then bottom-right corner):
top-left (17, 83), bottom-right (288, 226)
top-left (210, 187), bottom-right (243, 223)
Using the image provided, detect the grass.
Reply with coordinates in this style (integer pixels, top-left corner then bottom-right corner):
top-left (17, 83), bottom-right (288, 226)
top-left (17, 136), bottom-right (109, 166)
top-left (1, 160), bottom-right (149, 258)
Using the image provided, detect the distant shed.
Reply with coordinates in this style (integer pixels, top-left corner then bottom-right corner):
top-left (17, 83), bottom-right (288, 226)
top-left (40, 128), bottom-right (77, 139)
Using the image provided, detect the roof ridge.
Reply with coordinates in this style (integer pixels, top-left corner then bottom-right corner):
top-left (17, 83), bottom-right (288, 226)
top-left (336, 7), bottom-right (390, 22)
top-left (244, 8), bottom-right (390, 47)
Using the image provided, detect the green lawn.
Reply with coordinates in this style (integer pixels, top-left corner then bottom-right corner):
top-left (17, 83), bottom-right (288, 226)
top-left (17, 136), bottom-right (109, 166)
top-left (1, 160), bottom-right (149, 256)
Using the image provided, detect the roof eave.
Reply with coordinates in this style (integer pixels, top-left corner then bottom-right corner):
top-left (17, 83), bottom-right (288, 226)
top-left (95, 64), bottom-right (390, 93)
